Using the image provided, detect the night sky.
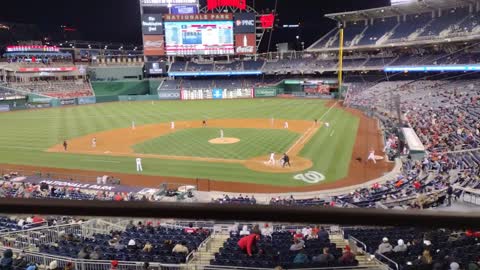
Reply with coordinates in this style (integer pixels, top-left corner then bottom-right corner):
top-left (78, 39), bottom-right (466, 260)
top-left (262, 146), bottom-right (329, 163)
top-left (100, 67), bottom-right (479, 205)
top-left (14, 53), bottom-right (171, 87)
top-left (0, 0), bottom-right (390, 50)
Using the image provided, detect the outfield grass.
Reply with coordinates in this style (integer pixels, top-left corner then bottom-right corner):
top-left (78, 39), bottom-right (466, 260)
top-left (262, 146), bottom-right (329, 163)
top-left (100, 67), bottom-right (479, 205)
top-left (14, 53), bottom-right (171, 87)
top-left (133, 128), bottom-right (300, 160)
top-left (0, 99), bottom-right (359, 186)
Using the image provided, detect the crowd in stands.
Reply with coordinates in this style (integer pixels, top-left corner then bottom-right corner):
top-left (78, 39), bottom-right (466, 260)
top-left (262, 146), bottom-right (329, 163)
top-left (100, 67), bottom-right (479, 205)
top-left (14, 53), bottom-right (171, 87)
top-left (7, 80), bottom-right (93, 98)
top-left (309, 5), bottom-right (480, 50)
top-left (5, 55), bottom-right (73, 65)
top-left (346, 79), bottom-right (480, 152)
top-left (345, 227), bottom-right (480, 270)
top-left (40, 222), bottom-right (209, 264)
top-left (211, 224), bottom-right (357, 269)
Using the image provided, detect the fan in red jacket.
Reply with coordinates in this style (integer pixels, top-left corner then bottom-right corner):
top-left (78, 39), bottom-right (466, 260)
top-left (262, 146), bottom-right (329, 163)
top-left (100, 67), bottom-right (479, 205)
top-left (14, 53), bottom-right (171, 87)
top-left (238, 233), bottom-right (260, 256)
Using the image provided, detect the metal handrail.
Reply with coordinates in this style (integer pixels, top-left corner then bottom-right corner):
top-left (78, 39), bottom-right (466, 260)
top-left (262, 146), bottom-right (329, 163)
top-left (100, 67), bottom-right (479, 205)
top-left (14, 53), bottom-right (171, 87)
top-left (187, 233), bottom-right (213, 263)
top-left (0, 246), bottom-right (184, 269)
top-left (375, 252), bottom-right (399, 270)
top-left (348, 236), bottom-right (367, 254)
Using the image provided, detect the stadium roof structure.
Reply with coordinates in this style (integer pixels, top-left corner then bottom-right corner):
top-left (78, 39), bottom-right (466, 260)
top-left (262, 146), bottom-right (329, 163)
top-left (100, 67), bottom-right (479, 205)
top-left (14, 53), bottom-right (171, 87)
top-left (325, 0), bottom-right (479, 22)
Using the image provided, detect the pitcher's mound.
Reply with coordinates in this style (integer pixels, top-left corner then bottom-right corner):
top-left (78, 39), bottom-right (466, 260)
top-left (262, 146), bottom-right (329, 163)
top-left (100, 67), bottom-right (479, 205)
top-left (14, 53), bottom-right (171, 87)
top-left (245, 155), bottom-right (313, 173)
top-left (209, 137), bottom-right (240, 144)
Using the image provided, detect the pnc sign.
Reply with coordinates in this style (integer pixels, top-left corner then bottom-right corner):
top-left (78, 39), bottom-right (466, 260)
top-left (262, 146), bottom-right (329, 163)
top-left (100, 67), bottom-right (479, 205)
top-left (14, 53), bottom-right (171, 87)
top-left (207, 0), bottom-right (246, 10)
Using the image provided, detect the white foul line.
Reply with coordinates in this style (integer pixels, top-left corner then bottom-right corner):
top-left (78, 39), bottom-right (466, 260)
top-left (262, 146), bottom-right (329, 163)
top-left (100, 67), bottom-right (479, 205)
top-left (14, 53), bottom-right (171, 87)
top-left (286, 101), bottom-right (338, 155)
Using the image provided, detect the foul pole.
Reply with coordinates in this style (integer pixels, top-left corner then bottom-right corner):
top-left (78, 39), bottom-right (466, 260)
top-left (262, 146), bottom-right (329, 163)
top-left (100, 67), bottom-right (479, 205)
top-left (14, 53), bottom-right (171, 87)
top-left (337, 25), bottom-right (344, 99)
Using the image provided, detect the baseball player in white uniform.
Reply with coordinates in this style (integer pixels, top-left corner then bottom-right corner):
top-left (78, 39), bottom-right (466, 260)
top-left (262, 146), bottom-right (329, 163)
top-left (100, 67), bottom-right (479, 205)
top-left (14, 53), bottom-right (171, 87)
top-left (367, 149), bottom-right (376, 164)
top-left (132, 121), bottom-right (136, 130)
top-left (284, 121), bottom-right (289, 129)
top-left (220, 129), bottom-right (224, 139)
top-left (91, 137), bottom-right (96, 148)
top-left (136, 157), bottom-right (143, 172)
top-left (171, 121), bottom-right (175, 129)
top-left (267, 152), bottom-right (276, 166)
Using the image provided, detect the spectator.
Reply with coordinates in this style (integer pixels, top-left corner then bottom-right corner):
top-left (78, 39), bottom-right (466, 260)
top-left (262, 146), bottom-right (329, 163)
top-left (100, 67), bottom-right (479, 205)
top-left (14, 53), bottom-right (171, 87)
top-left (468, 257), bottom-right (480, 270)
top-left (393, 239), bottom-right (407, 253)
top-left (184, 223), bottom-right (196, 234)
top-left (313, 247), bottom-right (334, 263)
top-left (338, 245), bottom-right (356, 264)
top-left (110, 260), bottom-right (119, 270)
top-left (450, 262), bottom-right (460, 270)
top-left (318, 226), bottom-right (329, 240)
top-left (261, 223), bottom-right (273, 237)
top-left (77, 247), bottom-right (89, 259)
top-left (12, 252), bottom-right (27, 270)
top-left (377, 237), bottom-right (393, 254)
top-left (293, 249), bottom-right (309, 264)
top-left (0, 249), bottom-right (13, 269)
top-left (143, 241), bottom-right (153, 253)
top-left (311, 225), bottom-right (320, 239)
top-left (293, 229), bottom-right (304, 240)
top-left (419, 250), bottom-right (433, 265)
top-left (49, 261), bottom-right (61, 270)
top-left (126, 220), bottom-right (135, 230)
top-left (127, 239), bottom-right (136, 249)
top-left (239, 225), bottom-right (250, 236)
top-left (172, 241), bottom-right (189, 254)
top-left (64, 262), bottom-right (74, 270)
top-left (238, 233), bottom-right (260, 257)
top-left (289, 238), bottom-right (305, 251)
top-left (89, 246), bottom-right (102, 260)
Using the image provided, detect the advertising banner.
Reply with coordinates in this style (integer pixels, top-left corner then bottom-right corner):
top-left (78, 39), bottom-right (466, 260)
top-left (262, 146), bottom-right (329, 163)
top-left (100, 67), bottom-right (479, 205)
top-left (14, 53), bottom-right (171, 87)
top-left (60, 98), bottom-right (77, 106)
top-left (141, 0), bottom-right (198, 6)
top-left (18, 67), bottom-right (77, 73)
top-left (0, 105), bottom-right (10, 112)
top-left (207, 0), bottom-right (246, 10)
top-left (164, 13), bottom-right (232, 21)
top-left (146, 62), bottom-right (167, 75)
top-left (158, 90), bottom-right (181, 100)
top-left (77, 96), bottom-right (96, 105)
top-left (260, 13), bottom-right (275, 29)
top-left (212, 89), bottom-right (223, 99)
top-left (234, 13), bottom-right (256, 33)
top-left (143, 35), bottom-right (165, 56)
top-left (142, 14), bottom-right (164, 35)
top-left (171, 5), bottom-right (198, 14)
top-left (30, 97), bottom-right (52, 103)
top-left (254, 87), bottom-right (277, 97)
top-left (235, 34), bottom-right (256, 55)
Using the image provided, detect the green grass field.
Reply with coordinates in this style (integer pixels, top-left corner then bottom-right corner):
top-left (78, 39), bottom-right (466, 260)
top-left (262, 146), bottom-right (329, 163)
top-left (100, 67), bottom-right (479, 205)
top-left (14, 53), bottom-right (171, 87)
top-left (0, 99), bottom-right (359, 186)
top-left (133, 128), bottom-right (300, 160)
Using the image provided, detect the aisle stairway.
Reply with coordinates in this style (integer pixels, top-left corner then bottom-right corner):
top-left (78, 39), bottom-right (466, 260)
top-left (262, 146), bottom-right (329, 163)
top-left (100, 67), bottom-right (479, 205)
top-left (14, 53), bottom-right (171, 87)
top-left (329, 233), bottom-right (387, 270)
top-left (187, 233), bottom-right (229, 270)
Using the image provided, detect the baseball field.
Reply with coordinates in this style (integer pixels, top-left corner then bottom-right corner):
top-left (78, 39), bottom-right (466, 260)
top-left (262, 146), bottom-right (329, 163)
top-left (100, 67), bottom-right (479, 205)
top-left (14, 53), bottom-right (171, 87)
top-left (0, 99), bottom-right (391, 192)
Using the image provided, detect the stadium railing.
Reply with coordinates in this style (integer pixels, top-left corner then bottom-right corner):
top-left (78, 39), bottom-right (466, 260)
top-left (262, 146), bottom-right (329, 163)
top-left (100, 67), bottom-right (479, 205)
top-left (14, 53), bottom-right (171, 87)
top-left (1, 199), bottom-right (479, 228)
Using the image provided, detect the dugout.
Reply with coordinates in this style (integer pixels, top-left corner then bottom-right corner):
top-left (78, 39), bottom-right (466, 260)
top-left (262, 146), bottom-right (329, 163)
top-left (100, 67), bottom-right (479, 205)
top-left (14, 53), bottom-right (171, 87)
top-left (400, 127), bottom-right (426, 160)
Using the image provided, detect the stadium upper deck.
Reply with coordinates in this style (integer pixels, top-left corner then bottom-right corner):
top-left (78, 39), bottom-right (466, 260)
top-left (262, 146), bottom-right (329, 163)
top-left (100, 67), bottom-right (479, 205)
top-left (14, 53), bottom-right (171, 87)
top-left (308, 0), bottom-right (480, 51)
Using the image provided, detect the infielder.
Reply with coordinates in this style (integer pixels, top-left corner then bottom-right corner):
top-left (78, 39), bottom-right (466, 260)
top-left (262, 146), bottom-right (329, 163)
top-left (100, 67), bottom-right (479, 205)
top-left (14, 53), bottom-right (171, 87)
top-left (132, 120), bottom-right (136, 130)
top-left (367, 149), bottom-right (377, 164)
top-left (91, 137), bottom-right (96, 148)
top-left (267, 152), bottom-right (276, 166)
top-left (284, 121), bottom-right (289, 129)
top-left (171, 121), bottom-right (175, 129)
top-left (136, 157), bottom-right (143, 172)
top-left (220, 129), bottom-right (224, 139)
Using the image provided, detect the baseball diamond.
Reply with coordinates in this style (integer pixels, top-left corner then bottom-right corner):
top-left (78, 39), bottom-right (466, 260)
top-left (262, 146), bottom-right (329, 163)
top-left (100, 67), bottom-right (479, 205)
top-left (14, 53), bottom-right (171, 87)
top-left (0, 99), bottom-right (391, 192)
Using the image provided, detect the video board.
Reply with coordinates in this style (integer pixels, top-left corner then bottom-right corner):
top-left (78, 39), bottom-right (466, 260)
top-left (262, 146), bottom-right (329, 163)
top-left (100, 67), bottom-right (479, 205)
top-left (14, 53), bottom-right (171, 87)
top-left (164, 20), bottom-right (234, 55)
